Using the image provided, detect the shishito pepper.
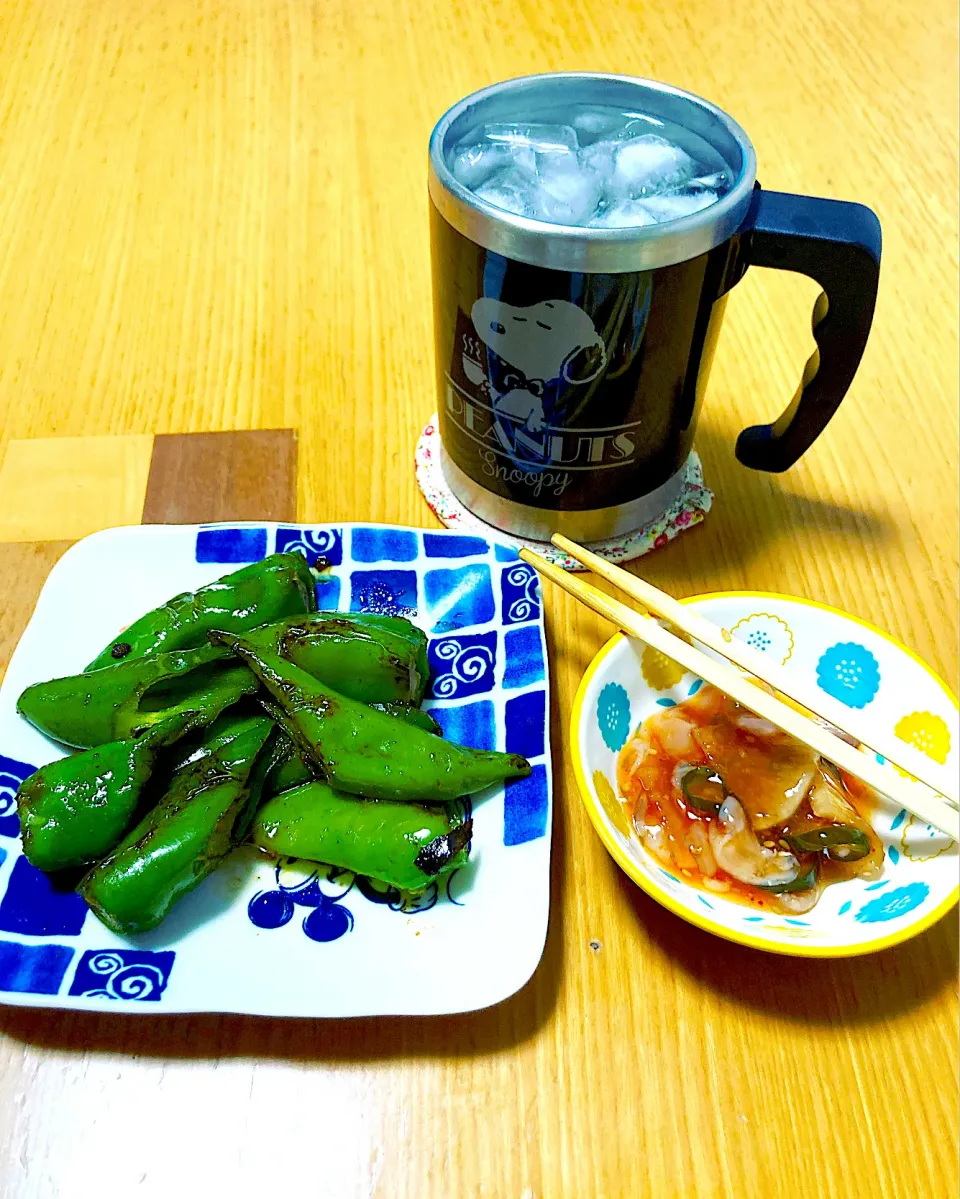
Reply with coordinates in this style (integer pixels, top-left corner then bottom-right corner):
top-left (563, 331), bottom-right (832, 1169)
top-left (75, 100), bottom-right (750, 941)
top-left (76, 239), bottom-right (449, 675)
top-left (247, 612), bottom-right (427, 705)
top-left (15, 715), bottom-right (196, 873)
top-left (22, 612), bottom-right (432, 750)
top-left (86, 551), bottom-right (316, 671)
top-left (327, 611), bottom-right (430, 705)
top-left (212, 632), bottom-right (530, 802)
top-left (17, 643), bottom-right (254, 749)
top-left (261, 703), bottom-right (443, 802)
top-left (252, 783), bottom-right (472, 892)
top-left (79, 714), bottom-right (274, 935)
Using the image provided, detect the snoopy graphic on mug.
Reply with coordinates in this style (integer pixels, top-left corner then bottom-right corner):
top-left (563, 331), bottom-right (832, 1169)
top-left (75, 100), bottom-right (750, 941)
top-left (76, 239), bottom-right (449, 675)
top-left (470, 298), bottom-right (607, 434)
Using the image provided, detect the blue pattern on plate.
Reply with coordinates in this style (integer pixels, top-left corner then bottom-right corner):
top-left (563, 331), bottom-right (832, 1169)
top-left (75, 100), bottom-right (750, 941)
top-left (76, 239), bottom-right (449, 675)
top-left (500, 563), bottom-right (541, 626)
top-left (597, 682), bottom-right (631, 752)
top-left (349, 569), bottom-right (418, 616)
top-left (428, 631), bottom-right (497, 699)
top-left (503, 626), bottom-right (545, 691)
top-left (816, 641), bottom-right (881, 708)
top-left (505, 690), bottom-right (547, 760)
top-left (195, 526), bottom-right (267, 563)
top-left (0, 753), bottom-right (35, 838)
top-left (494, 544), bottom-right (520, 563)
top-left (888, 845), bottom-right (900, 864)
top-left (0, 940), bottom-right (73, 995)
top-left (855, 882), bottom-right (929, 923)
top-left (314, 575), bottom-right (341, 609)
top-left (423, 534), bottom-right (488, 559)
top-left (248, 863), bottom-right (356, 942)
top-left (430, 700), bottom-right (495, 752)
top-left (275, 526), bottom-right (343, 566)
top-left (68, 949), bottom-right (175, 1001)
top-left (0, 856), bottom-right (87, 936)
top-left (424, 565), bottom-right (495, 633)
top-left (838, 901), bottom-right (852, 915)
top-left (351, 528), bottom-right (418, 563)
top-left (890, 809), bottom-right (907, 832)
top-left (504, 764), bottom-right (549, 846)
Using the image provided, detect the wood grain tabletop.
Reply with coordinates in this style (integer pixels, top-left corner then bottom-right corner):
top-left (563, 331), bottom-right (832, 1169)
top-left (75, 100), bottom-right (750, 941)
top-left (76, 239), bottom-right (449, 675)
top-left (0, 1), bottom-right (956, 1197)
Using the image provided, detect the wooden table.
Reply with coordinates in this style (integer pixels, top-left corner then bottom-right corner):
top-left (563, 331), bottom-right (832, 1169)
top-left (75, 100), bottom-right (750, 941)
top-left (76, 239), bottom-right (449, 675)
top-left (0, 2), bottom-right (956, 1196)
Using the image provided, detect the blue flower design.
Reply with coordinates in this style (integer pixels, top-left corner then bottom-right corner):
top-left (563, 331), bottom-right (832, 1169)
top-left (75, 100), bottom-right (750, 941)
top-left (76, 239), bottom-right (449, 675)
top-left (854, 882), bottom-right (930, 924)
top-left (597, 683), bottom-right (631, 752)
top-left (816, 641), bottom-right (881, 709)
top-left (248, 860), bottom-right (356, 943)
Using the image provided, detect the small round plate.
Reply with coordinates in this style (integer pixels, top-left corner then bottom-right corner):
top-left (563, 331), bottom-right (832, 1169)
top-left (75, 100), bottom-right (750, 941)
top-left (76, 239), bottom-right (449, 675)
top-left (571, 591), bottom-right (959, 957)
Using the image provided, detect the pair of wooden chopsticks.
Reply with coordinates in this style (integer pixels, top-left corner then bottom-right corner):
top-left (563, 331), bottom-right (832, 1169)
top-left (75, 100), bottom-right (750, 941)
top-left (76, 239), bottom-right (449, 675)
top-left (520, 533), bottom-right (959, 841)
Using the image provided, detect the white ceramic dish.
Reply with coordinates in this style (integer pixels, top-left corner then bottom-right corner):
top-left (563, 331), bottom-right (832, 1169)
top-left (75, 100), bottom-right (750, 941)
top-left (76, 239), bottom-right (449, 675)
top-left (572, 592), bottom-right (958, 957)
top-left (0, 522), bottom-right (552, 1014)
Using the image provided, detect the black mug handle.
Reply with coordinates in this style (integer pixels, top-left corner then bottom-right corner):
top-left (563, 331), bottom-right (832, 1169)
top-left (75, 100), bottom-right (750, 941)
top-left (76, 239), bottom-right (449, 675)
top-left (734, 187), bottom-right (882, 472)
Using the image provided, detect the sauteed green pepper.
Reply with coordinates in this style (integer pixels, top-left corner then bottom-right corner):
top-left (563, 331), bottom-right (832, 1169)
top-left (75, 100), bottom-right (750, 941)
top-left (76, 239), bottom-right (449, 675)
top-left (86, 551), bottom-right (316, 671)
top-left (17, 643), bottom-right (252, 749)
top-left (22, 611), bottom-right (433, 750)
top-left (252, 783), bottom-right (472, 892)
top-left (212, 632), bottom-right (530, 802)
top-left (79, 714), bottom-right (274, 935)
top-left (16, 715), bottom-right (195, 873)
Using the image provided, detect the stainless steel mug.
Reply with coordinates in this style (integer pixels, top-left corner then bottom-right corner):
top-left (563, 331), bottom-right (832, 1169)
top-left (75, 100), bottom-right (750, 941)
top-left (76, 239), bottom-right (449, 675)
top-left (428, 73), bottom-right (881, 540)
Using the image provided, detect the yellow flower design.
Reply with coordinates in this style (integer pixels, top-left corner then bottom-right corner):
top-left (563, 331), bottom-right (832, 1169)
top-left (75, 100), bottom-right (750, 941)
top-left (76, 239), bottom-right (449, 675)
top-left (900, 813), bottom-right (955, 862)
top-left (593, 770), bottom-right (630, 837)
top-left (641, 640), bottom-right (687, 691)
top-left (894, 711), bottom-right (952, 765)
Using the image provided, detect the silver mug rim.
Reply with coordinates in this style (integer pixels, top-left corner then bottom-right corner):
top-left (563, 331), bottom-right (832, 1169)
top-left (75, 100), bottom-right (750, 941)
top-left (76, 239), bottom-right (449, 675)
top-left (428, 72), bottom-right (759, 274)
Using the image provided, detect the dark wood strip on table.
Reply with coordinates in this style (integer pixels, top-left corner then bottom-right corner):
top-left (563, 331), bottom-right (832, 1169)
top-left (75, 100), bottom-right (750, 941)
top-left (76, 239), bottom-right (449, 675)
top-left (142, 430), bottom-right (298, 524)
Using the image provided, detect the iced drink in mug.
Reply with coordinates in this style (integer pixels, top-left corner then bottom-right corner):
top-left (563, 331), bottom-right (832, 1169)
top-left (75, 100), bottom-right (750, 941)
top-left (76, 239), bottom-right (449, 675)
top-left (428, 74), bottom-right (881, 541)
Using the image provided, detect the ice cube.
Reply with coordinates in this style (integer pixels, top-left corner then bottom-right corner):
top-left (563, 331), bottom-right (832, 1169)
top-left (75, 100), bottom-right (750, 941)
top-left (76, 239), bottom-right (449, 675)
top-left (483, 123), bottom-right (578, 156)
top-left (534, 154), bottom-right (602, 226)
top-left (588, 199), bottom-right (658, 229)
top-left (451, 141), bottom-right (536, 190)
top-left (688, 171), bottom-right (729, 191)
top-left (475, 167), bottom-right (540, 218)
top-left (571, 108), bottom-right (627, 141)
top-left (578, 139), bottom-right (618, 189)
top-left (612, 134), bottom-right (695, 198)
top-left (639, 190), bottom-right (718, 222)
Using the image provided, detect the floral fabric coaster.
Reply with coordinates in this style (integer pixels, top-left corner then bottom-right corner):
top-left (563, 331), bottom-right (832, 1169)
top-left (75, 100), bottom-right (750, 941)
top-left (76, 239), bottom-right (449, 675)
top-left (415, 416), bottom-right (713, 571)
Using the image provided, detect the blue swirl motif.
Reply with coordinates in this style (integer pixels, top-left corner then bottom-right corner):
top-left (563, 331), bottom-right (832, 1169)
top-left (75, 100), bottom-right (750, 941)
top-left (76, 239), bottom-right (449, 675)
top-left (597, 683), bottom-right (631, 752)
top-left (854, 882), bottom-right (930, 924)
top-left (503, 564), bottom-right (541, 624)
top-left (0, 754), bottom-right (36, 837)
top-left (816, 641), bottom-right (881, 709)
top-left (275, 527), bottom-right (343, 567)
top-left (431, 638), bottom-right (495, 699)
top-left (72, 951), bottom-right (173, 1001)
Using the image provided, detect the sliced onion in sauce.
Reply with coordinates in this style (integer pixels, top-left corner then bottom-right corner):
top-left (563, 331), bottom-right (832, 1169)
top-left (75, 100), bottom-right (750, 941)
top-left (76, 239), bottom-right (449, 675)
top-left (708, 796), bottom-right (800, 888)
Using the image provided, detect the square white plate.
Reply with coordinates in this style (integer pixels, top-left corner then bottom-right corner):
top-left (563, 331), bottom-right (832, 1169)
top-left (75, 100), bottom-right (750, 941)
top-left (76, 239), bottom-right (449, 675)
top-left (0, 522), bottom-right (552, 1015)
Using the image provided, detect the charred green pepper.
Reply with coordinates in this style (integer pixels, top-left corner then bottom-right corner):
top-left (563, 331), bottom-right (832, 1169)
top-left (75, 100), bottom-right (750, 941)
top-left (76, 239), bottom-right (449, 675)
top-left (212, 632), bottom-right (530, 802)
top-left (15, 715), bottom-right (195, 872)
top-left (86, 551), bottom-right (316, 671)
top-left (248, 612), bottom-right (427, 705)
top-left (25, 611), bottom-right (432, 750)
top-left (252, 783), bottom-right (472, 892)
top-left (79, 714), bottom-right (274, 935)
top-left (17, 643), bottom-right (254, 749)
